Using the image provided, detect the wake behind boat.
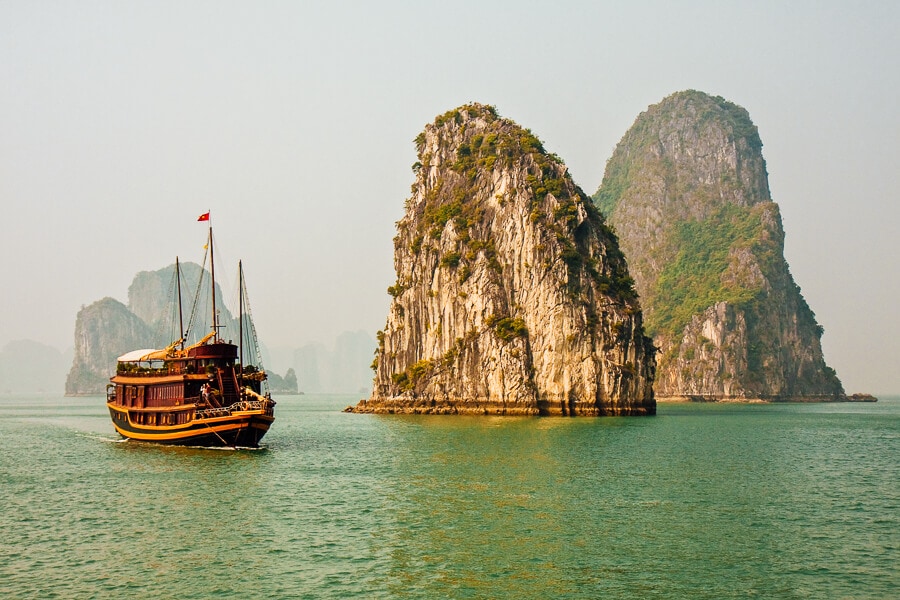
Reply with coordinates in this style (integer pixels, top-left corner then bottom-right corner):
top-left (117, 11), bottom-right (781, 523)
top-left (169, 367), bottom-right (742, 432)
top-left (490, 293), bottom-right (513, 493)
top-left (106, 214), bottom-right (275, 447)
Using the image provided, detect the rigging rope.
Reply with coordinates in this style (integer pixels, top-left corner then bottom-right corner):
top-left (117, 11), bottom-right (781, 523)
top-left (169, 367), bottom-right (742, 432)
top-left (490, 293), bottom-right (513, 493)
top-left (239, 269), bottom-right (269, 396)
top-left (184, 248), bottom-right (209, 342)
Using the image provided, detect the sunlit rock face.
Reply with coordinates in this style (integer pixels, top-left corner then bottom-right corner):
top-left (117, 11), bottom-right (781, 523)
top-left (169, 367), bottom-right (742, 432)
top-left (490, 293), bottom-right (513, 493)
top-left (353, 104), bottom-right (655, 416)
top-left (593, 90), bottom-right (845, 401)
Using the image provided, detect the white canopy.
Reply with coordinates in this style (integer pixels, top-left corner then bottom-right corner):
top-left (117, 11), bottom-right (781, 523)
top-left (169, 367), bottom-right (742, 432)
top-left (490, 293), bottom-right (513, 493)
top-left (116, 349), bottom-right (161, 363)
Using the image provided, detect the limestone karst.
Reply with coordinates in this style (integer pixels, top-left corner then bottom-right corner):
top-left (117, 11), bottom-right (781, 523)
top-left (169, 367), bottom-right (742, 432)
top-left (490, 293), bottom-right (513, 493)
top-left (593, 90), bottom-right (845, 401)
top-left (65, 260), bottom-right (350, 396)
top-left (353, 104), bottom-right (655, 415)
top-left (64, 263), bottom-right (237, 395)
top-left (65, 297), bottom-right (153, 395)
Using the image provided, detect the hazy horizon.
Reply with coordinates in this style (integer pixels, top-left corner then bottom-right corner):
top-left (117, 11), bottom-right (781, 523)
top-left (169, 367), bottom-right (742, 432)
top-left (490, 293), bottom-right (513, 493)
top-left (2, 2), bottom-right (898, 394)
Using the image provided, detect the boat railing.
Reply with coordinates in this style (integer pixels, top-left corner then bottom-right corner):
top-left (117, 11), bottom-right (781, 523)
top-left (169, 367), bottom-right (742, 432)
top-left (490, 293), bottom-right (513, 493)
top-left (194, 398), bottom-right (275, 420)
top-left (195, 407), bottom-right (233, 419)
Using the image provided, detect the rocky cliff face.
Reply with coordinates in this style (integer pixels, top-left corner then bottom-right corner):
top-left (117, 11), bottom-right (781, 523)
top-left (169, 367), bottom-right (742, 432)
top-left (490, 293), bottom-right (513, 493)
top-left (593, 90), bottom-right (844, 401)
top-left (129, 262), bottom-right (238, 342)
top-left (353, 104), bottom-right (655, 415)
top-left (65, 262), bottom-right (239, 395)
top-left (65, 298), bottom-right (152, 395)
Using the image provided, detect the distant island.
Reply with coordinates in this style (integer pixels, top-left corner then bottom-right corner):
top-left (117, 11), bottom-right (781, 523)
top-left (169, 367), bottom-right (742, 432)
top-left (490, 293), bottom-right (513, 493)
top-left (848, 393), bottom-right (878, 402)
top-left (64, 263), bottom-right (299, 396)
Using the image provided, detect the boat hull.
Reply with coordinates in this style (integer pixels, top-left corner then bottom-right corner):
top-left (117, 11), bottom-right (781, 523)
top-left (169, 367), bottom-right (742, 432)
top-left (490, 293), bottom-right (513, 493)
top-left (107, 403), bottom-right (274, 448)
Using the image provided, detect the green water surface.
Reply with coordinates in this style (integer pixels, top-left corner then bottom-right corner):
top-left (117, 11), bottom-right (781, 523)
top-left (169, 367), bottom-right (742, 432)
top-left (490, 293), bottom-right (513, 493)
top-left (1, 395), bottom-right (897, 598)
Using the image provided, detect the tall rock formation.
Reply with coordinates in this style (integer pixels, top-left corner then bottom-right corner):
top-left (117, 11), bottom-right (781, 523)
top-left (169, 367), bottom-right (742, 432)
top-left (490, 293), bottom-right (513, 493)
top-left (65, 298), bottom-right (152, 395)
top-left (353, 103), bottom-right (655, 415)
top-left (593, 90), bottom-right (845, 401)
top-left (65, 262), bottom-right (239, 395)
top-left (129, 262), bottom-right (239, 343)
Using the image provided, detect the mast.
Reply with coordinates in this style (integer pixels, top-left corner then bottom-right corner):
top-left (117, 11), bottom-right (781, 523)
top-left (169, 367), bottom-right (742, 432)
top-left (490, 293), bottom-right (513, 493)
top-left (209, 224), bottom-right (218, 340)
top-left (239, 260), bottom-right (244, 390)
top-left (176, 256), bottom-right (185, 351)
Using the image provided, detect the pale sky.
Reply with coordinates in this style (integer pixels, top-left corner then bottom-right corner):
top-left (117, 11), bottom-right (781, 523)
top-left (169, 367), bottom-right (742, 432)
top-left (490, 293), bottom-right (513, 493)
top-left (1, 1), bottom-right (897, 394)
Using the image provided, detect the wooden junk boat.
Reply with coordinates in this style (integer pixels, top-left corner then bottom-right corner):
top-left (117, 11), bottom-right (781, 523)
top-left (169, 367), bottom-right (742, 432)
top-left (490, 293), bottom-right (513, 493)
top-left (106, 220), bottom-right (275, 447)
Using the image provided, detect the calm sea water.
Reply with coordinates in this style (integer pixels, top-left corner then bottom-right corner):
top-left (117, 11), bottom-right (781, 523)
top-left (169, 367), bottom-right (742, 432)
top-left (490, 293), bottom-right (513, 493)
top-left (0, 394), bottom-right (897, 599)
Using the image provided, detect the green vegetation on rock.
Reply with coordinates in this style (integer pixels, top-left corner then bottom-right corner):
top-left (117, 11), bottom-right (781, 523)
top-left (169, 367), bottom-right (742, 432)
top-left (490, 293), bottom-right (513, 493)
top-left (646, 202), bottom-right (778, 337)
top-left (486, 314), bottom-right (528, 341)
top-left (407, 103), bottom-right (636, 305)
top-left (591, 89), bottom-right (844, 400)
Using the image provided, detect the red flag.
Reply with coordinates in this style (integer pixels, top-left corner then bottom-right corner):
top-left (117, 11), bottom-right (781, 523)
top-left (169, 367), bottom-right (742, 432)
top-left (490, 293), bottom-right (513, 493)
top-left (197, 212), bottom-right (210, 222)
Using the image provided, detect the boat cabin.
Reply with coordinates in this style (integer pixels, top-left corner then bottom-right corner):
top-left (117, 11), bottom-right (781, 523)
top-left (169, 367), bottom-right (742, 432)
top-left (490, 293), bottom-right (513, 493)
top-left (108, 341), bottom-right (264, 427)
